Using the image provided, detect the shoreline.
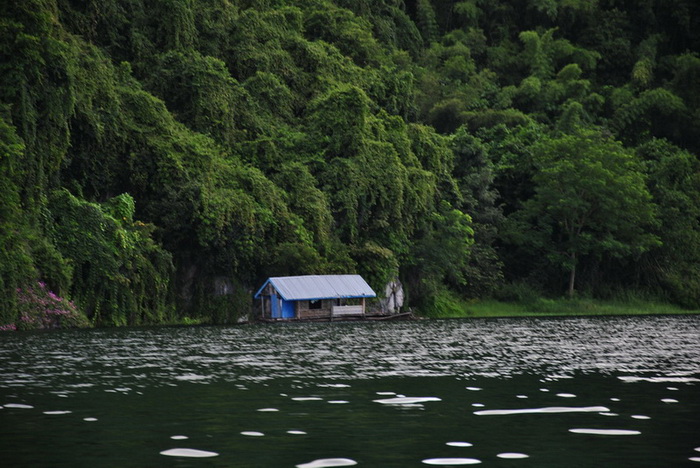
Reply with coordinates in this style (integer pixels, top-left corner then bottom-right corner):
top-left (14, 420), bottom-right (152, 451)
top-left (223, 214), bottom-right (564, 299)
top-left (433, 298), bottom-right (700, 319)
top-left (3, 298), bottom-right (698, 332)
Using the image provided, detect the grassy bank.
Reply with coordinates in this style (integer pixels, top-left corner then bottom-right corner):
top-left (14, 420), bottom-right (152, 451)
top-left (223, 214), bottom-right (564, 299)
top-left (423, 293), bottom-right (700, 319)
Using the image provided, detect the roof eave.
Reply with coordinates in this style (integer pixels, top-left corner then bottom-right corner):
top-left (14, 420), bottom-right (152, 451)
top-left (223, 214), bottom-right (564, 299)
top-left (253, 279), bottom-right (272, 299)
top-left (291, 293), bottom-right (377, 301)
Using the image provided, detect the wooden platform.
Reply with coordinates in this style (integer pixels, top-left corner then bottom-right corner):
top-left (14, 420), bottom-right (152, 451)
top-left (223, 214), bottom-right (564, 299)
top-left (257, 311), bottom-right (415, 323)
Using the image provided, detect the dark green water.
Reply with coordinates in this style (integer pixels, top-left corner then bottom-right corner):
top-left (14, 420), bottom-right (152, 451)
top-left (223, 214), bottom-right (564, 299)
top-left (1, 316), bottom-right (699, 467)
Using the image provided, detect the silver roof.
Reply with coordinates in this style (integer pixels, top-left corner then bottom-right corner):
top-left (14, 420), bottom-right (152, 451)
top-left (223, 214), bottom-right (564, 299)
top-left (255, 275), bottom-right (376, 300)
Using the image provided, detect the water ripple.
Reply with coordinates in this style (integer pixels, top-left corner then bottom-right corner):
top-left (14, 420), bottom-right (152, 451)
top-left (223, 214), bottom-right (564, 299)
top-left (0, 316), bottom-right (698, 389)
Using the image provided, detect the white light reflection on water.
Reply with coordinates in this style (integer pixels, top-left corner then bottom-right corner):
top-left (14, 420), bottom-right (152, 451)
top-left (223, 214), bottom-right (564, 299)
top-left (160, 448), bottom-right (219, 458)
top-left (474, 406), bottom-right (609, 416)
top-left (446, 442), bottom-right (473, 447)
top-left (569, 428), bottom-right (641, 436)
top-left (373, 396), bottom-right (442, 405)
top-left (174, 373), bottom-right (209, 382)
top-left (422, 458), bottom-right (482, 465)
top-left (296, 458), bottom-right (357, 468)
top-left (619, 376), bottom-right (700, 383)
top-left (497, 453), bottom-right (529, 459)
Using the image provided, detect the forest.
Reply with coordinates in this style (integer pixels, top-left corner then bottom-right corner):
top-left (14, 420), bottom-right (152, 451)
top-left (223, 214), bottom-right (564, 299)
top-left (1, 0), bottom-right (699, 328)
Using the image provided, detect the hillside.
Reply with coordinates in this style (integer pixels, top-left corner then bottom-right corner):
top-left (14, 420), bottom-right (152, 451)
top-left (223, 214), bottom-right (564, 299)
top-left (1, 0), bottom-right (699, 327)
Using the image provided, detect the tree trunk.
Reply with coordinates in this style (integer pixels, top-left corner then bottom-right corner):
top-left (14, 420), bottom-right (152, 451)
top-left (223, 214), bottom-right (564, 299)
top-left (568, 253), bottom-right (576, 298)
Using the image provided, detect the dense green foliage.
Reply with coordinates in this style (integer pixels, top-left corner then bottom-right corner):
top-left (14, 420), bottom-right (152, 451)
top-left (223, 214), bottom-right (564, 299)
top-left (1, 0), bottom-right (699, 327)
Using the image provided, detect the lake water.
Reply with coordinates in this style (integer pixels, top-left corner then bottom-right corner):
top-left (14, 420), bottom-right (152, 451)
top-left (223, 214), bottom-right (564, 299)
top-left (1, 316), bottom-right (699, 467)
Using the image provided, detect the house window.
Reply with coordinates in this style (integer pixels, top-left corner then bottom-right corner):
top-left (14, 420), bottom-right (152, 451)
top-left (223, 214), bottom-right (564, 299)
top-left (309, 299), bottom-right (322, 310)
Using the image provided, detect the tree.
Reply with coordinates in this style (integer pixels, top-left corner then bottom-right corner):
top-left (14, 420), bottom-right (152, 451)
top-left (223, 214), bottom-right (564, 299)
top-left (451, 127), bottom-right (504, 296)
top-left (415, 0), bottom-right (439, 45)
top-left (504, 129), bottom-right (659, 297)
top-left (0, 113), bottom-right (34, 325)
top-left (638, 139), bottom-right (700, 307)
top-left (404, 200), bottom-right (474, 311)
top-left (48, 190), bottom-right (174, 326)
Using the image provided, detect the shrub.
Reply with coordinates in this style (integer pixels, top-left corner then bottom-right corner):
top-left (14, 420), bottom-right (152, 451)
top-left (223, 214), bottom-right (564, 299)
top-left (5, 281), bottom-right (90, 331)
top-left (494, 281), bottom-right (540, 304)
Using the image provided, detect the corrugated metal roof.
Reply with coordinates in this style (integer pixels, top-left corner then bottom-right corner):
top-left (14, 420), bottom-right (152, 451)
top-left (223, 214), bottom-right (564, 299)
top-left (255, 275), bottom-right (376, 300)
